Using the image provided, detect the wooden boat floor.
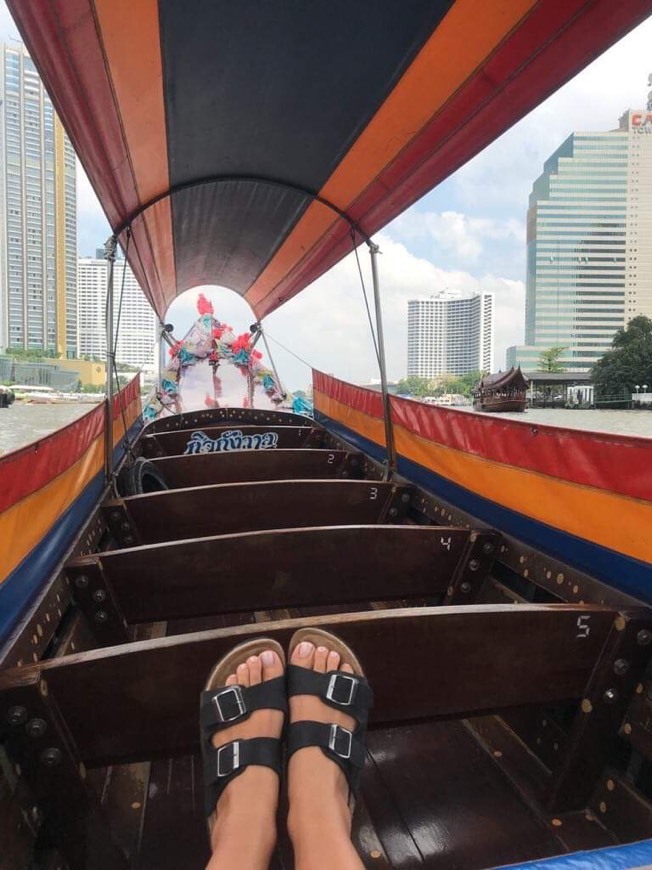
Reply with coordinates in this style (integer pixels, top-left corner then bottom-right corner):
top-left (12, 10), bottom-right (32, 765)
top-left (81, 602), bottom-right (616, 868)
top-left (95, 717), bottom-right (614, 870)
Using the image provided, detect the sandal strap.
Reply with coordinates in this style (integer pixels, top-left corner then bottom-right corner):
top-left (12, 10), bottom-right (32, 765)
top-left (202, 736), bottom-right (282, 816)
top-left (287, 721), bottom-right (366, 795)
top-left (200, 676), bottom-right (287, 736)
top-left (287, 666), bottom-right (373, 726)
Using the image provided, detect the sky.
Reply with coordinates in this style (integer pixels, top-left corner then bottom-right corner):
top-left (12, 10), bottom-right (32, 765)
top-left (1, 6), bottom-right (651, 391)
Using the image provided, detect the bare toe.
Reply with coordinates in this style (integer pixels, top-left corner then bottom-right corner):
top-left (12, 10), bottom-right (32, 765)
top-left (326, 650), bottom-right (341, 672)
top-left (225, 673), bottom-right (237, 686)
top-left (247, 654), bottom-right (262, 685)
top-left (291, 640), bottom-right (315, 668)
top-left (341, 662), bottom-right (354, 674)
top-left (314, 645), bottom-right (329, 673)
top-left (236, 661), bottom-right (250, 687)
top-left (261, 649), bottom-right (283, 680)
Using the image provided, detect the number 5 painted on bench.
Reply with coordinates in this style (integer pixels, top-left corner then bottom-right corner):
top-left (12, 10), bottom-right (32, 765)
top-left (576, 615), bottom-right (591, 638)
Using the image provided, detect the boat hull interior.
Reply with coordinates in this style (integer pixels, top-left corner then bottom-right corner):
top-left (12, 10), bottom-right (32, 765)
top-left (1, 393), bottom-right (652, 869)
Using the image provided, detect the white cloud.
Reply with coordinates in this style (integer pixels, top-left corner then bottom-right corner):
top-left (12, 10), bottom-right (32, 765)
top-left (166, 238), bottom-right (526, 392)
top-left (393, 210), bottom-right (525, 268)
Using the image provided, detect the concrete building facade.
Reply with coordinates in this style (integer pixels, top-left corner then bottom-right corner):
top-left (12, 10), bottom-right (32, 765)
top-left (0, 43), bottom-right (77, 356)
top-left (77, 255), bottom-right (157, 368)
top-left (407, 291), bottom-right (494, 378)
top-left (508, 107), bottom-right (652, 372)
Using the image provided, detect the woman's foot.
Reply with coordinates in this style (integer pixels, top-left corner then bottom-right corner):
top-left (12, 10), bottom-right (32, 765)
top-left (206, 648), bottom-right (284, 870)
top-left (287, 641), bottom-right (364, 870)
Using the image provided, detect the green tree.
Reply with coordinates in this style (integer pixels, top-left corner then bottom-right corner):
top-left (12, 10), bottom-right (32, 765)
top-left (396, 370), bottom-right (484, 399)
top-left (396, 376), bottom-right (435, 396)
top-left (591, 316), bottom-right (652, 397)
top-left (538, 346), bottom-right (567, 373)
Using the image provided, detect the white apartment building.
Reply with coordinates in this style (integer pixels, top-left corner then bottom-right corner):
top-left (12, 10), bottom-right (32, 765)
top-left (0, 43), bottom-right (77, 356)
top-left (508, 106), bottom-right (652, 372)
top-left (77, 255), bottom-right (158, 368)
top-left (407, 291), bottom-right (494, 378)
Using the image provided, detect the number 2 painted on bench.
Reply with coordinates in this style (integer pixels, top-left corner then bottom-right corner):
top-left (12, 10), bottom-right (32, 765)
top-left (576, 615), bottom-right (591, 638)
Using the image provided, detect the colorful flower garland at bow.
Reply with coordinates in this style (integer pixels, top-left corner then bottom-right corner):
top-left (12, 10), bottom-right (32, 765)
top-left (143, 294), bottom-right (311, 420)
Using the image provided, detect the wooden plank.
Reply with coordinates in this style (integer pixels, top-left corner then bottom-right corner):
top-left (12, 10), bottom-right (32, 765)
top-left (148, 448), bottom-right (363, 488)
top-left (140, 424), bottom-right (323, 458)
top-left (442, 530), bottom-right (500, 604)
top-left (466, 718), bottom-right (615, 852)
top-left (69, 526), bottom-right (469, 622)
top-left (409, 486), bottom-right (639, 609)
top-left (138, 755), bottom-right (209, 870)
top-left (547, 610), bottom-right (652, 811)
top-left (143, 406), bottom-right (312, 434)
top-left (364, 722), bottom-right (561, 868)
top-left (103, 481), bottom-right (412, 545)
top-left (66, 563), bottom-right (130, 646)
top-left (0, 604), bottom-right (620, 768)
top-left (621, 683), bottom-right (652, 761)
top-left (590, 773), bottom-right (652, 843)
top-left (0, 676), bottom-right (128, 868)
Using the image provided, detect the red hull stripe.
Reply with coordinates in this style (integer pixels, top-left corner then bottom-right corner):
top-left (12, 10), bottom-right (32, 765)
top-left (313, 372), bottom-right (652, 504)
top-left (0, 377), bottom-right (141, 513)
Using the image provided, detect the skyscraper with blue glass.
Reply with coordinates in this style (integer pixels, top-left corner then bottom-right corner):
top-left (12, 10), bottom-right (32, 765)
top-left (507, 108), bottom-right (652, 372)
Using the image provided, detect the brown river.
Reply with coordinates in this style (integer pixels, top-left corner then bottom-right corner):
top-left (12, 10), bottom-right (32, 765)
top-left (0, 403), bottom-right (650, 457)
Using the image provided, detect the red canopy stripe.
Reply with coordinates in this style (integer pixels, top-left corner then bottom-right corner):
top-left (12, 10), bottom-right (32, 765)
top-left (248, 0), bottom-right (652, 317)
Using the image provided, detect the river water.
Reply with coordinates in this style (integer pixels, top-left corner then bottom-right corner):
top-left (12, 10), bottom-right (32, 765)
top-left (0, 402), bottom-right (650, 457)
top-left (0, 403), bottom-right (93, 455)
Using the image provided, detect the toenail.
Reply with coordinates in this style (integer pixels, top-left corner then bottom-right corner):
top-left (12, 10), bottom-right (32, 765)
top-left (297, 641), bottom-right (313, 657)
top-left (261, 650), bottom-right (275, 666)
top-left (247, 656), bottom-right (258, 663)
top-left (317, 646), bottom-right (327, 653)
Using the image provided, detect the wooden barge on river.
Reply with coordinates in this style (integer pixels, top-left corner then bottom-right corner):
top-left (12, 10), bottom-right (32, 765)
top-left (1, 0), bottom-right (652, 867)
top-left (473, 368), bottom-right (529, 413)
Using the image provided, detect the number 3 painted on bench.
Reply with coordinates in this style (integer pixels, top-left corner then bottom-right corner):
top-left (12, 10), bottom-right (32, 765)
top-left (576, 615), bottom-right (591, 638)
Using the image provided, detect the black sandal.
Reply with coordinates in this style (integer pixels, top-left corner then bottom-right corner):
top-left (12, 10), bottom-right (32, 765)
top-left (200, 638), bottom-right (287, 832)
top-left (286, 628), bottom-right (373, 799)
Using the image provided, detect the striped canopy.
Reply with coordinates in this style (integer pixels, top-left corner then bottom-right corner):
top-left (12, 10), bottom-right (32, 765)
top-left (8, 0), bottom-right (651, 319)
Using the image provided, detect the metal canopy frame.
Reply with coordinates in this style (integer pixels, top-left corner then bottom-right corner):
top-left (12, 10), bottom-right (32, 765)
top-left (104, 174), bottom-right (397, 481)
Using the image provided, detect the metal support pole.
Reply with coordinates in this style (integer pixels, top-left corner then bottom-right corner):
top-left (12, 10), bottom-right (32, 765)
top-left (104, 235), bottom-right (118, 481)
top-left (260, 327), bottom-right (286, 399)
top-left (369, 242), bottom-right (396, 479)
top-left (251, 322), bottom-right (286, 401)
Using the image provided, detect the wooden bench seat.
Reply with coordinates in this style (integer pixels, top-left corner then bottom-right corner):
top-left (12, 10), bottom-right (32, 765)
top-left (143, 406), bottom-right (312, 434)
top-left (2, 603), bottom-right (650, 869)
top-left (140, 424), bottom-right (324, 458)
top-left (102, 480), bottom-right (412, 545)
top-left (67, 525), bottom-right (491, 625)
top-left (145, 448), bottom-right (364, 488)
top-left (0, 604), bottom-right (642, 770)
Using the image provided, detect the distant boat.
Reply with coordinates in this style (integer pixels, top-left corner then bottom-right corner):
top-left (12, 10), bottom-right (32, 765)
top-left (473, 367), bottom-right (528, 413)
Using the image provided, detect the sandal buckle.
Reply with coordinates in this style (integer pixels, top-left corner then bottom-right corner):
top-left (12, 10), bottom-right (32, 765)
top-left (326, 673), bottom-right (357, 706)
top-left (216, 741), bottom-right (241, 777)
top-left (212, 685), bottom-right (246, 723)
top-left (329, 724), bottom-right (353, 760)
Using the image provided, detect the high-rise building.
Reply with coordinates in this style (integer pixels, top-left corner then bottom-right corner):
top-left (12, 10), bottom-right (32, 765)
top-left (0, 43), bottom-right (77, 356)
top-left (507, 105), bottom-right (652, 372)
top-left (77, 255), bottom-right (158, 368)
top-left (407, 291), bottom-right (494, 378)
